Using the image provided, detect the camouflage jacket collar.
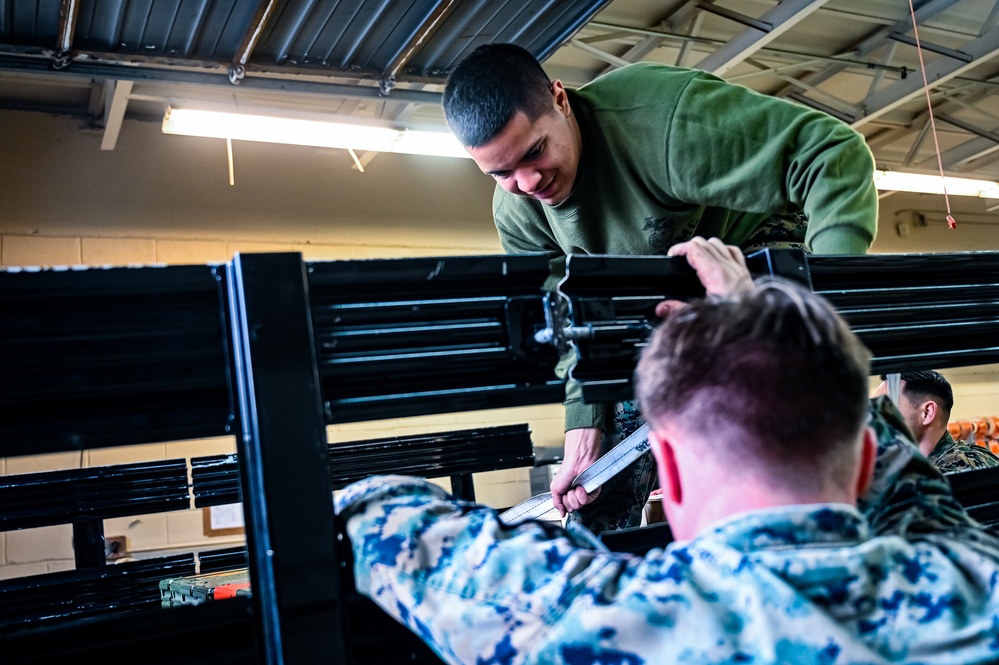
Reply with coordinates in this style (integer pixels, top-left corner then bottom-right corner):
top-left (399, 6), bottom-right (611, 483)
top-left (699, 503), bottom-right (869, 552)
top-left (928, 430), bottom-right (959, 461)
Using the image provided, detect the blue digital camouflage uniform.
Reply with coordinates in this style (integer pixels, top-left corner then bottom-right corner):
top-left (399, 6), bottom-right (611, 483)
top-left (337, 396), bottom-right (999, 664)
top-left (929, 431), bottom-right (999, 474)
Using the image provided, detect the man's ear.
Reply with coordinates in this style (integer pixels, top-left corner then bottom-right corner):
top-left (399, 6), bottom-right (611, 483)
top-left (856, 427), bottom-right (878, 498)
top-left (551, 80), bottom-right (571, 116)
top-left (650, 430), bottom-right (683, 505)
top-left (922, 400), bottom-right (938, 425)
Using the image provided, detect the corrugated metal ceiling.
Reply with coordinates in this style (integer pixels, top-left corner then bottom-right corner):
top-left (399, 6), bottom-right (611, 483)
top-left (5, 0), bottom-right (999, 190)
top-left (0, 0), bottom-right (611, 84)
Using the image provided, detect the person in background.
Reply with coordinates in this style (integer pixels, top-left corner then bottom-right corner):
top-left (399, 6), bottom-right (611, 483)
top-left (338, 238), bottom-right (999, 664)
top-left (441, 42), bottom-right (879, 533)
top-left (874, 369), bottom-right (999, 473)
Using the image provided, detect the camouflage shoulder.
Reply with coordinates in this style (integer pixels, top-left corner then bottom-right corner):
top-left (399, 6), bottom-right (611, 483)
top-left (935, 439), bottom-right (999, 473)
top-left (868, 395), bottom-right (917, 445)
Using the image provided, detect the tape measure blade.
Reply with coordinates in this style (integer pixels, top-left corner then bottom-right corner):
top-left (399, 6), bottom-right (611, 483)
top-left (499, 492), bottom-right (556, 524)
top-left (574, 423), bottom-right (651, 494)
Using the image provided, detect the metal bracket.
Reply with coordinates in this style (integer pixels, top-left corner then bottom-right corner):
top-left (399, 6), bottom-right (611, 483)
top-left (228, 65), bottom-right (245, 85)
top-left (52, 51), bottom-right (72, 70)
top-left (531, 292), bottom-right (592, 355)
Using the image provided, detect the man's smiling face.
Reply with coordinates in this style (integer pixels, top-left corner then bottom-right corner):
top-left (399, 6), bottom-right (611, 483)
top-left (465, 81), bottom-right (581, 206)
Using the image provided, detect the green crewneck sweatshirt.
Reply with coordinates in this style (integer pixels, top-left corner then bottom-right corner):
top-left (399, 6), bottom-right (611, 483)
top-left (493, 63), bottom-right (878, 432)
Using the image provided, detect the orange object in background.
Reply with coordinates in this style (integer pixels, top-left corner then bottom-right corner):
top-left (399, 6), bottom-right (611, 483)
top-left (948, 417), bottom-right (999, 453)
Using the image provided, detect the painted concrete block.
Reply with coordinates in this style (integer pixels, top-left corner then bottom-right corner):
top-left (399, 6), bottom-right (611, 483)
top-left (2, 235), bottom-right (81, 267)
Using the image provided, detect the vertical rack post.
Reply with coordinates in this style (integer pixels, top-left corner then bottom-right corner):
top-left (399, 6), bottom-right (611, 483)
top-left (228, 252), bottom-right (347, 664)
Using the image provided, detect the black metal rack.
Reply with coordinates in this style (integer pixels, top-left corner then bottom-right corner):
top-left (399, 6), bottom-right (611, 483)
top-left (2, 249), bottom-right (999, 663)
top-left (0, 252), bottom-right (558, 665)
top-left (559, 249), bottom-right (999, 404)
top-left (307, 255), bottom-right (562, 423)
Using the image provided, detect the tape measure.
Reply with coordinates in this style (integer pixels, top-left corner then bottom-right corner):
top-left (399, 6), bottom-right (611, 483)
top-left (499, 423), bottom-right (652, 524)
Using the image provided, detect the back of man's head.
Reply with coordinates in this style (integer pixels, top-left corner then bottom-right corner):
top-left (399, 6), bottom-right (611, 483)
top-left (443, 43), bottom-right (554, 147)
top-left (635, 278), bottom-right (872, 489)
top-left (890, 370), bottom-right (954, 421)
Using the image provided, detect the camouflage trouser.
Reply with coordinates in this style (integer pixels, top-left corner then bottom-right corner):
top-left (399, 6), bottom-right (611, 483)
top-left (565, 213), bottom-right (809, 535)
top-left (566, 401), bottom-right (657, 534)
top-left (741, 212), bottom-right (808, 252)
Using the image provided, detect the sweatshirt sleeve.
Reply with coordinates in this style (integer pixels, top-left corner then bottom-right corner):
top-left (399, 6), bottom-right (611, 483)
top-left (665, 72), bottom-right (877, 255)
top-left (559, 349), bottom-right (608, 432)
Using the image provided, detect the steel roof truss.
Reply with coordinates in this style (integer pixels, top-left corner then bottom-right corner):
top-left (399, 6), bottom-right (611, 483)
top-left (856, 26), bottom-right (999, 127)
top-left (693, 0), bottom-right (830, 76)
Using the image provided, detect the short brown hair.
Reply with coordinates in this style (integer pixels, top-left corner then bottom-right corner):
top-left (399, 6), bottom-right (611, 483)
top-left (886, 370), bottom-right (954, 420)
top-left (443, 43), bottom-right (554, 147)
top-left (635, 278), bottom-right (871, 483)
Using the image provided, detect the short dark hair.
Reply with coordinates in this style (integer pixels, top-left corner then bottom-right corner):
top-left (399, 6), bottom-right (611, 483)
top-left (442, 43), bottom-right (554, 147)
top-left (883, 370), bottom-right (954, 416)
top-left (636, 278), bottom-right (871, 486)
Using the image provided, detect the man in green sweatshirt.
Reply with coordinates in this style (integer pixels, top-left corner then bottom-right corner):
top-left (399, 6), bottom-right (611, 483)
top-left (442, 42), bottom-right (878, 534)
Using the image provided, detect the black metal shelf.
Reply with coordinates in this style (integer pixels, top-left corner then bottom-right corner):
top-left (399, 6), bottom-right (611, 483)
top-left (3, 249), bottom-right (999, 664)
top-left (560, 249), bottom-right (999, 404)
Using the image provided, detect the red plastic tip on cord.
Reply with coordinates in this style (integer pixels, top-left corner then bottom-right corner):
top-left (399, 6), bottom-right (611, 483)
top-left (947, 214), bottom-right (957, 229)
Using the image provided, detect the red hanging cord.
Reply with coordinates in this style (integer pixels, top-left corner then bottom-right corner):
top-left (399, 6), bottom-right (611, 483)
top-left (907, 0), bottom-right (957, 228)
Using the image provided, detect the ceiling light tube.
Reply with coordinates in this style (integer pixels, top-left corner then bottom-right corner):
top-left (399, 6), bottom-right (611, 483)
top-left (162, 107), bottom-right (470, 159)
top-left (874, 170), bottom-right (999, 198)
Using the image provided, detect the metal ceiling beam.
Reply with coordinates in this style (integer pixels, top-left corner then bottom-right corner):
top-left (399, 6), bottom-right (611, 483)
top-left (593, 3), bottom-right (699, 77)
top-left (854, 26), bottom-right (999, 127)
top-left (787, 91), bottom-right (856, 123)
top-left (932, 114), bottom-right (999, 169)
top-left (938, 113), bottom-right (999, 143)
top-left (676, 13), bottom-right (707, 68)
top-left (230, 0), bottom-right (279, 84)
top-left (581, 20), bottom-right (917, 78)
top-left (570, 38), bottom-right (634, 69)
top-left (982, 0), bottom-right (999, 36)
top-left (778, 73), bottom-right (860, 118)
top-left (888, 32), bottom-right (973, 63)
top-left (865, 124), bottom-right (914, 150)
top-left (867, 85), bottom-right (999, 166)
top-left (380, 0), bottom-right (460, 92)
top-left (771, 0), bottom-right (960, 94)
top-left (902, 118), bottom-right (932, 166)
top-left (694, 1), bottom-right (771, 31)
top-left (694, 0), bottom-right (830, 76)
top-left (727, 58), bottom-right (825, 83)
top-left (100, 80), bottom-right (132, 151)
top-left (865, 42), bottom-right (900, 99)
top-left (88, 81), bottom-right (107, 121)
top-left (0, 55), bottom-right (444, 106)
top-left (940, 137), bottom-right (999, 171)
top-left (852, 0), bottom-right (962, 58)
top-left (56, 0), bottom-right (80, 57)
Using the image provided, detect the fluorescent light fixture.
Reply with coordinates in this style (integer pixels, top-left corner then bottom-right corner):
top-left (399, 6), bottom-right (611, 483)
top-left (874, 170), bottom-right (999, 198)
top-left (162, 107), bottom-right (470, 159)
